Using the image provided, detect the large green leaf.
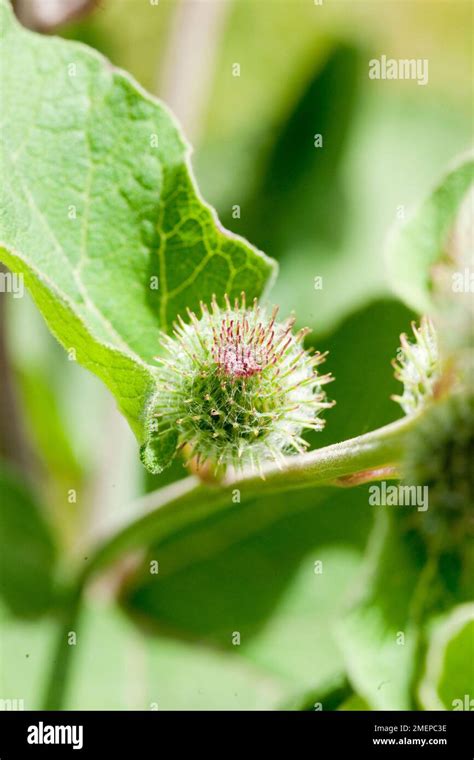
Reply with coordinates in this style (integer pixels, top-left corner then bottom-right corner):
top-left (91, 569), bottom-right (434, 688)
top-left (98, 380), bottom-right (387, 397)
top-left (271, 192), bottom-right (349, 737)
top-left (386, 154), bottom-right (474, 314)
top-left (0, 0), bottom-right (275, 448)
top-left (0, 464), bottom-right (57, 619)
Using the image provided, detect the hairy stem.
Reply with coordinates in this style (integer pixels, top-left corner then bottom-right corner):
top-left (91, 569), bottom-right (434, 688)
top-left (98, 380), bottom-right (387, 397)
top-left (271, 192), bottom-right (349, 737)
top-left (81, 414), bottom-right (415, 581)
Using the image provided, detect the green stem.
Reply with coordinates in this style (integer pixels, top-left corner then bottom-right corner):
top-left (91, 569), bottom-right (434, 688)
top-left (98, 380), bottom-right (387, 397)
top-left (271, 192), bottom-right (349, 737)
top-left (42, 585), bottom-right (83, 710)
top-left (42, 413), bottom-right (417, 709)
top-left (82, 414), bottom-right (415, 581)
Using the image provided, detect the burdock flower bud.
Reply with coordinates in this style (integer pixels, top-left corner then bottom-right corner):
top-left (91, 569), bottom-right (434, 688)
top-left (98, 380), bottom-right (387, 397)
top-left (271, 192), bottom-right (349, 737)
top-left (142, 293), bottom-right (334, 476)
top-left (392, 317), bottom-right (440, 415)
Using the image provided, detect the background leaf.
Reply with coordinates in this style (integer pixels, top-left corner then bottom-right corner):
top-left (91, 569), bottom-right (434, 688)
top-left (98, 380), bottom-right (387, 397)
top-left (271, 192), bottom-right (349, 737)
top-left (386, 154), bottom-right (474, 315)
top-left (17, 365), bottom-right (83, 485)
top-left (120, 487), bottom-right (371, 701)
top-left (0, 598), bottom-right (286, 710)
top-left (222, 44), bottom-right (360, 258)
top-left (419, 604), bottom-right (474, 710)
top-left (0, 463), bottom-right (57, 618)
top-left (339, 511), bottom-right (474, 710)
top-left (337, 512), bottom-right (425, 710)
top-left (0, 0), bottom-right (275, 442)
top-left (339, 694), bottom-right (370, 710)
top-left (197, 18), bottom-right (471, 336)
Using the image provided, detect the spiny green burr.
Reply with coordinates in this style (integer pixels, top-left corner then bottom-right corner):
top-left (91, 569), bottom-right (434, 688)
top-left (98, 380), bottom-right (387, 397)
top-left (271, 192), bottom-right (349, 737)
top-left (144, 293), bottom-right (334, 476)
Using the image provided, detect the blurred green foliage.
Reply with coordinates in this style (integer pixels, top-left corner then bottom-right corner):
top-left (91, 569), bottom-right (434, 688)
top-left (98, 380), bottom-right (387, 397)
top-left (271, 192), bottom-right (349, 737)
top-left (419, 604), bottom-right (474, 710)
top-left (0, 464), bottom-right (57, 619)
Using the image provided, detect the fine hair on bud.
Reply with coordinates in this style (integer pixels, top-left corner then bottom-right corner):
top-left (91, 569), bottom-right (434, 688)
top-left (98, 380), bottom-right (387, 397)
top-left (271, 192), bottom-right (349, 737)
top-left (392, 316), bottom-right (440, 415)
